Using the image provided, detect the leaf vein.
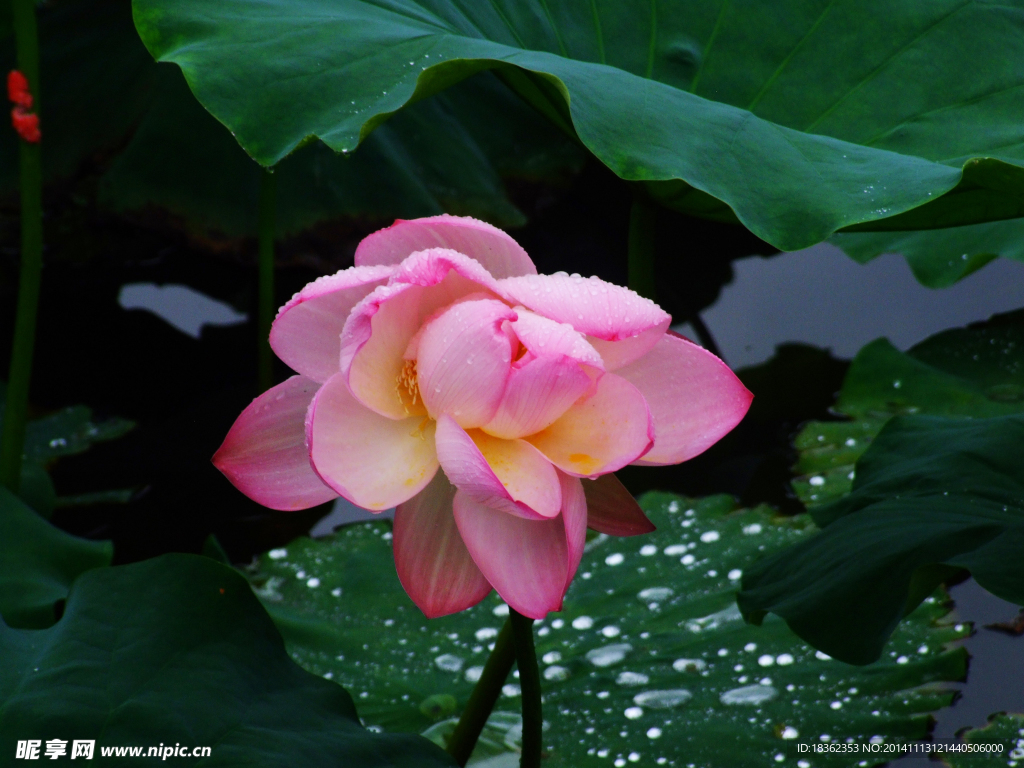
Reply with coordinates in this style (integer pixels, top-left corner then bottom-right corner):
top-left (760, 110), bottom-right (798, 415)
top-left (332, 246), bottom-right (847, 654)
top-left (804, 0), bottom-right (975, 133)
top-left (645, 0), bottom-right (657, 78)
top-left (689, 1), bottom-right (729, 93)
top-left (864, 81), bottom-right (1024, 150)
top-left (537, 0), bottom-right (569, 57)
top-left (590, 0), bottom-right (606, 64)
top-left (745, 0), bottom-right (837, 112)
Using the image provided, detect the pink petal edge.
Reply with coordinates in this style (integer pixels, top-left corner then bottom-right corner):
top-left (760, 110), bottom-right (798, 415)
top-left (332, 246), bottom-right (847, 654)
top-left (416, 298), bottom-right (517, 428)
top-left (339, 248), bottom-right (510, 420)
top-left (434, 415), bottom-right (561, 520)
top-left (560, 471), bottom-right (588, 594)
top-left (394, 471), bottom-right (492, 618)
top-left (306, 371), bottom-right (439, 510)
top-left (453, 490), bottom-right (568, 619)
top-left (355, 214), bottom-right (537, 279)
top-left (212, 375), bottom-right (337, 511)
top-left (510, 309), bottom-right (605, 370)
top-left (499, 273), bottom-right (671, 368)
top-left (270, 265), bottom-right (394, 383)
top-left (483, 354), bottom-right (592, 440)
top-left (618, 332), bottom-right (753, 466)
top-left (527, 372), bottom-right (654, 477)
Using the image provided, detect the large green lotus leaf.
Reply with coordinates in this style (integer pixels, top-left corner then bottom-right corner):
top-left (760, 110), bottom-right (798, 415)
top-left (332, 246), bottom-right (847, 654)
top-left (944, 713), bottom-right (1024, 767)
top-left (0, 553), bottom-right (456, 768)
top-left (132, 0), bottom-right (1024, 251)
top-left (791, 310), bottom-right (1024, 509)
top-left (248, 493), bottom-right (968, 767)
top-left (0, 487), bottom-right (111, 629)
top-left (0, 0), bottom-right (580, 236)
top-left (741, 413), bottom-right (1024, 665)
top-left (831, 218), bottom-right (1024, 289)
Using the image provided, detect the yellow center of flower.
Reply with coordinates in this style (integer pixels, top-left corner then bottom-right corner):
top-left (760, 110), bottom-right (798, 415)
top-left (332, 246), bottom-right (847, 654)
top-left (396, 359), bottom-right (422, 414)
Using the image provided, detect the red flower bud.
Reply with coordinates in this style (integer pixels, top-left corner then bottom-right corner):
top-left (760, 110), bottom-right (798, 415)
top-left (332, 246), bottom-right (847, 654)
top-left (11, 106), bottom-right (40, 143)
top-left (7, 71), bottom-right (40, 142)
top-left (7, 70), bottom-right (33, 108)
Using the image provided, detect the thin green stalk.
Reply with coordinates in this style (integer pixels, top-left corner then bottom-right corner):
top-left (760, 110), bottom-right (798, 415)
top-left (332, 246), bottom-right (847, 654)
top-left (446, 618), bottom-right (515, 766)
top-left (0, 0), bottom-right (43, 493)
top-left (628, 197), bottom-right (657, 302)
top-left (257, 168), bottom-right (276, 393)
top-left (510, 609), bottom-right (541, 768)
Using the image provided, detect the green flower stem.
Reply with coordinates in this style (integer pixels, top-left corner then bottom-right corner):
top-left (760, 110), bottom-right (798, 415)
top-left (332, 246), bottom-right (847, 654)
top-left (446, 618), bottom-right (515, 766)
top-left (510, 608), bottom-right (542, 768)
top-left (628, 197), bottom-right (657, 302)
top-left (0, 0), bottom-right (43, 493)
top-left (257, 168), bottom-right (276, 393)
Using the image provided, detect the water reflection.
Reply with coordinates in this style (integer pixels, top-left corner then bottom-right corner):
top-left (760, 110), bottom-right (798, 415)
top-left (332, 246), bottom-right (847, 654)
top-left (700, 244), bottom-right (1024, 368)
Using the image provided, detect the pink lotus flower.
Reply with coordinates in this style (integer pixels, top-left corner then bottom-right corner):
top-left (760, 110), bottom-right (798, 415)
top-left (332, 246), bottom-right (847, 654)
top-left (214, 215), bottom-right (752, 619)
